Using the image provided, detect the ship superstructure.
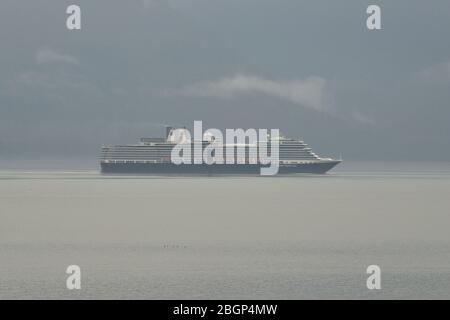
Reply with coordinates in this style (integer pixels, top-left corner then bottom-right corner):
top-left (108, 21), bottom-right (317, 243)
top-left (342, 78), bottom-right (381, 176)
top-left (100, 127), bottom-right (341, 174)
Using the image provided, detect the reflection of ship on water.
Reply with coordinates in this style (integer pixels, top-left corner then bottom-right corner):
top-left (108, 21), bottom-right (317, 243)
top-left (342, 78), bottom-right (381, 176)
top-left (100, 127), bottom-right (341, 175)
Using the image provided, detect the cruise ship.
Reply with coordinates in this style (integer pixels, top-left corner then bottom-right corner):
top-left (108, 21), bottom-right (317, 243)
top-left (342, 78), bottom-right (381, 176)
top-left (100, 127), bottom-right (341, 175)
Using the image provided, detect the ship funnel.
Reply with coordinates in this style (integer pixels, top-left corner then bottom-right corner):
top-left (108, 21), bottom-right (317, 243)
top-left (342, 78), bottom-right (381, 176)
top-left (167, 127), bottom-right (191, 144)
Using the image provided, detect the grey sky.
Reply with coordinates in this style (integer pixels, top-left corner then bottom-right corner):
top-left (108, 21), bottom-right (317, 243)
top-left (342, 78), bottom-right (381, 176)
top-left (1, 0), bottom-right (449, 163)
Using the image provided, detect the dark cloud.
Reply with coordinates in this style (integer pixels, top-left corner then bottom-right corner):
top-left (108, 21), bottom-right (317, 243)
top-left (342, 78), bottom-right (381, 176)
top-left (1, 0), bottom-right (450, 164)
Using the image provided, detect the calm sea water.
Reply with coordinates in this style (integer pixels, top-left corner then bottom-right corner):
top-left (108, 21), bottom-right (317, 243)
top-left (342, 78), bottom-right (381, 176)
top-left (1, 162), bottom-right (450, 299)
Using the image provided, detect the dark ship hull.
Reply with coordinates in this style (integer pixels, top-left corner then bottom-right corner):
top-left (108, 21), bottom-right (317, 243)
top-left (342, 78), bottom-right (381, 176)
top-left (100, 160), bottom-right (341, 175)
